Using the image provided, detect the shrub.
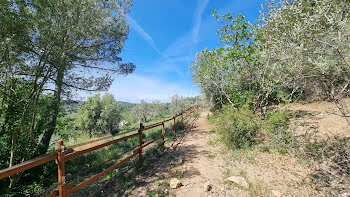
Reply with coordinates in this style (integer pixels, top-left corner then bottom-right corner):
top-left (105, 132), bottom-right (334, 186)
top-left (211, 103), bottom-right (292, 152)
top-left (212, 104), bottom-right (262, 149)
top-left (263, 110), bottom-right (292, 153)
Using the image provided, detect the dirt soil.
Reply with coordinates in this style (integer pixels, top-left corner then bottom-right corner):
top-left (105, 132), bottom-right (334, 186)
top-left (125, 111), bottom-right (320, 197)
top-left (284, 99), bottom-right (350, 140)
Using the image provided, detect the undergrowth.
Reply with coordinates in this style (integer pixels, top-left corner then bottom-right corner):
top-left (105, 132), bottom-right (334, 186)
top-left (210, 103), bottom-right (292, 152)
top-left (1, 119), bottom-right (188, 197)
top-left (210, 102), bottom-right (350, 196)
top-left (299, 137), bottom-right (350, 195)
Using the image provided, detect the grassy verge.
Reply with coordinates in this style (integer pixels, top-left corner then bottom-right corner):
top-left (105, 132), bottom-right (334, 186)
top-left (28, 118), bottom-right (190, 196)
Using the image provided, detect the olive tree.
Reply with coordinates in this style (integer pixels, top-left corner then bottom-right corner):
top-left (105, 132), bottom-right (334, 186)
top-left (260, 0), bottom-right (350, 124)
top-left (170, 94), bottom-right (189, 114)
top-left (133, 100), bottom-right (151, 122)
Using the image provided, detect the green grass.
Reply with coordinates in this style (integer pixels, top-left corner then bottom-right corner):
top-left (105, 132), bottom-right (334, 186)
top-left (38, 118), bottom-right (190, 196)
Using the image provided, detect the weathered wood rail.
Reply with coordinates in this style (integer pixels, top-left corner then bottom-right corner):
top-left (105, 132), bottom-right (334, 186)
top-left (0, 105), bottom-right (201, 197)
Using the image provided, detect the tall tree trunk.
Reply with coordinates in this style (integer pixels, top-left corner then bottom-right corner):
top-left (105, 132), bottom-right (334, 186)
top-left (38, 67), bottom-right (64, 154)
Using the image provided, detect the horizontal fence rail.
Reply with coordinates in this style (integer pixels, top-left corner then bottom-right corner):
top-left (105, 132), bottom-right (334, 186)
top-left (0, 105), bottom-right (201, 197)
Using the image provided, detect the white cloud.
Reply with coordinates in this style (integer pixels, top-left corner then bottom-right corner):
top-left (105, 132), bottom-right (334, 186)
top-left (126, 15), bottom-right (163, 56)
top-left (109, 74), bottom-right (199, 103)
top-left (163, 0), bottom-right (210, 58)
top-left (193, 0), bottom-right (210, 44)
top-left (153, 0), bottom-right (210, 78)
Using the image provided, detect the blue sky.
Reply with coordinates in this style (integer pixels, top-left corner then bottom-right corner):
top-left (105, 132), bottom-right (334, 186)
top-left (108, 0), bottom-right (264, 103)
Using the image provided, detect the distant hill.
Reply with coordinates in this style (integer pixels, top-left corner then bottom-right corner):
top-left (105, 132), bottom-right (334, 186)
top-left (117, 101), bottom-right (137, 113)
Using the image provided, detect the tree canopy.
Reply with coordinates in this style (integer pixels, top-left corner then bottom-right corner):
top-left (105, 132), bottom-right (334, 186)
top-left (0, 0), bottom-right (135, 190)
top-left (191, 0), bottom-right (350, 123)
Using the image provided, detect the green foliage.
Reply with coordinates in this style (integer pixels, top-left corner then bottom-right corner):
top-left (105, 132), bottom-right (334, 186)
top-left (212, 103), bottom-right (291, 152)
top-left (263, 110), bottom-right (292, 154)
top-left (76, 94), bottom-right (102, 136)
top-left (211, 104), bottom-right (262, 149)
top-left (117, 101), bottom-right (137, 113)
top-left (1, 0), bottom-right (135, 192)
top-left (98, 93), bottom-right (122, 135)
top-left (194, 0), bottom-right (350, 121)
top-left (265, 110), bottom-right (290, 134)
top-left (260, 0), bottom-right (350, 100)
top-left (191, 12), bottom-right (271, 110)
top-left (170, 94), bottom-right (190, 114)
top-left (132, 100), bottom-right (151, 122)
top-left (76, 93), bottom-right (122, 136)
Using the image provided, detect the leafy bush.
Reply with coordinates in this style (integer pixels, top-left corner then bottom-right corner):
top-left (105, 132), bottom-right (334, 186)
top-left (212, 103), bottom-right (292, 152)
top-left (263, 110), bottom-right (292, 154)
top-left (212, 104), bottom-right (262, 149)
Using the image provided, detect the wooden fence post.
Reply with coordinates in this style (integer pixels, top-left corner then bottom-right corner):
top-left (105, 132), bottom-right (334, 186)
top-left (181, 112), bottom-right (184, 129)
top-left (173, 116), bottom-right (176, 135)
top-left (138, 123), bottom-right (144, 168)
top-left (57, 140), bottom-right (66, 197)
top-left (161, 118), bottom-right (165, 145)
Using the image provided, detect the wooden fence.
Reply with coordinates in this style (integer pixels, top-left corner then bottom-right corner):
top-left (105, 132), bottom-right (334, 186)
top-left (0, 105), bottom-right (201, 197)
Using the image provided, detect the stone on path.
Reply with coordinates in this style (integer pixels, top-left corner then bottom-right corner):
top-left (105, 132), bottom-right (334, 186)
top-left (227, 176), bottom-right (249, 189)
top-left (203, 180), bottom-right (213, 191)
top-left (271, 190), bottom-right (282, 197)
top-left (170, 178), bottom-right (182, 189)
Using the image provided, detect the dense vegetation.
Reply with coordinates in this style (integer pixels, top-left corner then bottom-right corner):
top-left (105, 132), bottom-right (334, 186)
top-left (192, 0), bottom-right (350, 195)
top-left (1, 0), bottom-right (349, 195)
top-left (55, 93), bottom-right (199, 146)
top-left (0, 0), bottom-right (137, 195)
top-left (192, 0), bottom-right (350, 118)
top-left (0, 88), bottom-right (198, 195)
top-left (192, 0), bottom-right (350, 137)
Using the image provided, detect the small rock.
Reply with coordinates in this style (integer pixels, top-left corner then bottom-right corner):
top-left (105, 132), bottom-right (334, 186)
top-left (203, 181), bottom-right (213, 191)
top-left (154, 194), bottom-right (159, 197)
top-left (170, 178), bottom-right (182, 189)
top-left (271, 190), bottom-right (282, 197)
top-left (227, 176), bottom-right (249, 189)
top-left (164, 189), bottom-right (168, 194)
top-left (298, 147), bottom-right (304, 153)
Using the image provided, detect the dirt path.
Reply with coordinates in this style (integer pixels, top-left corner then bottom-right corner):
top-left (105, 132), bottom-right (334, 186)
top-left (127, 110), bottom-right (318, 197)
top-left (128, 111), bottom-right (229, 196)
top-left (170, 111), bottom-right (224, 197)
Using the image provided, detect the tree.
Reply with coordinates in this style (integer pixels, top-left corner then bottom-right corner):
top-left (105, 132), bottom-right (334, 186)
top-left (133, 100), bottom-right (151, 122)
top-left (76, 94), bottom-right (102, 137)
top-left (170, 94), bottom-right (189, 114)
top-left (260, 0), bottom-right (350, 124)
top-left (98, 93), bottom-right (121, 135)
top-left (33, 0), bottom-right (135, 154)
top-left (150, 100), bottom-right (168, 118)
top-left (0, 0), bottom-right (135, 188)
top-left (191, 13), bottom-right (265, 110)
